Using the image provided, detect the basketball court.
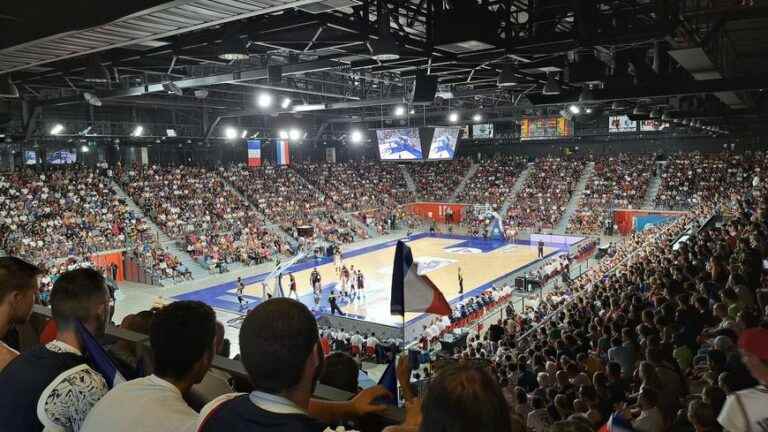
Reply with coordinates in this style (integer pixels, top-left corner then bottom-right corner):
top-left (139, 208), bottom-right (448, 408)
top-left (174, 232), bottom-right (582, 331)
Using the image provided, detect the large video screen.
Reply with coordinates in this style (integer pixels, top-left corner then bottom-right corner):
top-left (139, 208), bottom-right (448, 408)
top-left (520, 117), bottom-right (573, 140)
top-left (376, 128), bottom-right (423, 160)
top-left (24, 151), bottom-right (37, 165)
top-left (609, 115), bottom-right (637, 133)
top-left (640, 120), bottom-right (669, 132)
top-left (427, 127), bottom-right (460, 160)
top-left (473, 123), bottom-right (494, 139)
top-left (47, 149), bottom-right (77, 165)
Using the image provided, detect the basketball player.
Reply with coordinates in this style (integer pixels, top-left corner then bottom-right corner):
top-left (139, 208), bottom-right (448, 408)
top-left (348, 265), bottom-right (357, 302)
top-left (312, 284), bottom-right (321, 312)
top-left (458, 266), bottom-right (464, 294)
top-left (334, 248), bottom-right (342, 274)
top-left (236, 277), bottom-right (246, 310)
top-left (339, 265), bottom-right (350, 300)
top-left (537, 239), bottom-right (545, 258)
top-left (355, 269), bottom-right (365, 302)
top-left (288, 273), bottom-right (298, 300)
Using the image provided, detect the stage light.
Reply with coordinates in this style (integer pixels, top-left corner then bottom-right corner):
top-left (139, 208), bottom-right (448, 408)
top-left (241, 129), bottom-right (248, 139)
top-left (409, 108), bottom-right (415, 115)
top-left (448, 112), bottom-right (459, 123)
top-left (225, 127), bottom-right (238, 140)
top-left (568, 104), bottom-right (581, 115)
top-left (393, 105), bottom-right (406, 117)
top-left (350, 129), bottom-right (364, 144)
top-left (50, 124), bottom-right (64, 135)
top-left (278, 129), bottom-right (289, 140)
top-left (257, 92), bottom-right (273, 108)
top-left (281, 97), bottom-right (292, 109)
top-left (585, 107), bottom-right (593, 114)
top-left (293, 104), bottom-right (326, 112)
top-left (288, 128), bottom-right (302, 141)
top-left (131, 126), bottom-right (144, 137)
top-left (472, 113), bottom-right (483, 122)
top-left (80, 145), bottom-right (89, 153)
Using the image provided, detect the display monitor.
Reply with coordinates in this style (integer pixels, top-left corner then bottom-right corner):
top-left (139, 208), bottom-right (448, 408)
top-left (640, 120), bottom-right (669, 131)
top-left (609, 115), bottom-right (637, 133)
top-left (376, 128), bottom-right (423, 160)
top-left (47, 149), bottom-right (77, 165)
top-left (427, 127), bottom-right (460, 160)
top-left (520, 116), bottom-right (573, 140)
top-left (472, 123), bottom-right (494, 139)
top-left (23, 151), bottom-right (37, 165)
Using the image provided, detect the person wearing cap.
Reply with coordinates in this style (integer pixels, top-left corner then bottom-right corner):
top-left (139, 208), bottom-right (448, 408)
top-left (717, 327), bottom-right (768, 432)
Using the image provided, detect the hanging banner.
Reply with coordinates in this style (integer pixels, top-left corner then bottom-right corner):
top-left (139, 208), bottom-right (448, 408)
top-left (325, 147), bottom-right (336, 163)
top-left (247, 139), bottom-right (262, 167)
top-left (276, 140), bottom-right (291, 165)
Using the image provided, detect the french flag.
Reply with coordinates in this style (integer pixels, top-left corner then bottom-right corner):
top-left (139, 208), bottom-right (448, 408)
top-left (247, 139), bottom-right (261, 167)
top-left (276, 139), bottom-right (290, 165)
top-left (390, 240), bottom-right (452, 316)
top-left (76, 321), bottom-right (126, 388)
top-left (598, 413), bottom-right (635, 432)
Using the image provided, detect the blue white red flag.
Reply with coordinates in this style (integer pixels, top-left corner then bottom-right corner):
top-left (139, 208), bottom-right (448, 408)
top-left (276, 139), bottom-right (290, 165)
top-left (76, 321), bottom-right (126, 388)
top-left (247, 139), bottom-right (261, 167)
top-left (390, 240), bottom-right (451, 316)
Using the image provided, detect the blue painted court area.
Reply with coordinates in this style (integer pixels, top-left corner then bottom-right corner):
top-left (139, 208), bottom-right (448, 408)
top-left (173, 232), bottom-right (580, 324)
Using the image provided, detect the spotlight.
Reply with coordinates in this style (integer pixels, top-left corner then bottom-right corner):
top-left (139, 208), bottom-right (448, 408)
top-left (472, 113), bottom-right (483, 122)
top-left (585, 107), bottom-right (593, 114)
top-left (409, 108), bottom-right (415, 115)
top-left (370, 9), bottom-right (400, 61)
top-left (350, 129), bottom-right (364, 144)
top-left (497, 64), bottom-right (517, 87)
top-left (225, 127), bottom-right (238, 140)
top-left (166, 129), bottom-right (177, 137)
top-left (281, 97), bottom-right (292, 109)
top-left (278, 129), bottom-right (289, 140)
top-left (394, 105), bottom-right (406, 117)
top-left (241, 130), bottom-right (248, 139)
top-left (83, 92), bottom-right (102, 107)
top-left (219, 37), bottom-right (250, 61)
top-left (448, 112), bottom-right (459, 123)
top-left (288, 128), bottom-right (301, 141)
top-left (568, 104), bottom-right (581, 115)
top-left (131, 126), bottom-right (144, 137)
top-left (257, 92), bottom-right (273, 108)
top-left (81, 145), bottom-right (89, 153)
top-left (50, 124), bottom-right (65, 135)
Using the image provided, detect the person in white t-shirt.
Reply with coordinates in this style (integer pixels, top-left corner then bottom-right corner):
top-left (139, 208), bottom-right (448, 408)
top-left (717, 327), bottom-right (768, 432)
top-left (82, 301), bottom-right (217, 432)
top-left (630, 387), bottom-right (664, 432)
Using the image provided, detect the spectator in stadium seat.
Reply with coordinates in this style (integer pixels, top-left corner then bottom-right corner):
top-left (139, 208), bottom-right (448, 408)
top-left (197, 298), bottom-right (391, 432)
top-left (0, 268), bottom-right (111, 432)
top-left (0, 257), bottom-right (41, 372)
top-left (717, 327), bottom-right (768, 432)
top-left (189, 321), bottom-right (236, 409)
top-left (82, 300), bottom-right (216, 432)
top-left (319, 352), bottom-right (360, 394)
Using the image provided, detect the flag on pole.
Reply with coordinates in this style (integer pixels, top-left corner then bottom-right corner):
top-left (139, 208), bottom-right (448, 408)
top-left (377, 358), bottom-right (399, 406)
top-left (276, 139), bottom-right (290, 165)
top-left (76, 321), bottom-right (126, 388)
top-left (247, 139), bottom-right (261, 167)
top-left (390, 240), bottom-right (452, 316)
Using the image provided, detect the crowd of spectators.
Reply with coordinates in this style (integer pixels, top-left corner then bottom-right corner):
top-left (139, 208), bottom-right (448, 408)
top-left (507, 158), bottom-right (586, 230)
top-left (655, 152), bottom-right (760, 211)
top-left (456, 155), bottom-right (528, 208)
top-left (225, 164), bottom-right (364, 244)
top-left (568, 155), bottom-right (655, 235)
top-left (129, 240), bottom-right (192, 282)
top-left (294, 161), bottom-right (414, 212)
top-left (409, 158), bottom-right (473, 202)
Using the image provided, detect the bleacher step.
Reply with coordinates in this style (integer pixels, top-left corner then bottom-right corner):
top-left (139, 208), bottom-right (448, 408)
top-left (644, 161), bottom-right (665, 209)
top-left (448, 162), bottom-right (480, 203)
top-left (555, 162), bottom-right (594, 234)
top-left (499, 164), bottom-right (534, 215)
top-left (398, 164), bottom-right (417, 195)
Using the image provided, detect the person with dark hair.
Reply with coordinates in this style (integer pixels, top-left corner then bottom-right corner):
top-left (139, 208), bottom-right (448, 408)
top-left (0, 268), bottom-right (111, 432)
top-left (191, 321), bottom-right (236, 408)
top-left (717, 327), bottom-right (768, 432)
top-left (81, 300), bottom-right (217, 432)
top-left (0, 257), bottom-right (42, 371)
top-left (319, 352), bottom-right (360, 393)
top-left (198, 298), bottom-right (390, 432)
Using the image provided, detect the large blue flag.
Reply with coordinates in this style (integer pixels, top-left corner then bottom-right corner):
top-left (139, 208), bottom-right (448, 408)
top-left (76, 321), bottom-right (126, 388)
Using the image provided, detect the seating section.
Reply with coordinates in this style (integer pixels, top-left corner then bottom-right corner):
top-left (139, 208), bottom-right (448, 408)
top-left (456, 155), bottom-right (528, 208)
top-left (294, 161), bottom-right (414, 212)
top-left (410, 158), bottom-right (473, 202)
top-left (655, 152), bottom-right (760, 210)
top-left (506, 157), bottom-right (585, 230)
top-left (225, 165), bottom-right (363, 244)
top-left (567, 154), bottom-right (654, 234)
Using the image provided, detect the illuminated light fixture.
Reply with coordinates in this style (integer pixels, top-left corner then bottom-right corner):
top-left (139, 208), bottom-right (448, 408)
top-left (393, 105), bottom-right (406, 117)
top-left (241, 130), bottom-right (248, 139)
top-left (281, 97), bottom-right (292, 109)
top-left (166, 129), bottom-right (177, 137)
top-left (472, 113), bottom-right (482, 122)
top-left (578, 86), bottom-right (593, 102)
top-left (81, 145), bottom-right (89, 153)
top-left (292, 103), bottom-right (326, 112)
top-left (568, 104), bottom-right (581, 115)
top-left (224, 127), bottom-right (238, 140)
top-left (350, 129), bottom-right (364, 144)
top-left (288, 128), bottom-right (302, 141)
top-left (448, 112), bottom-right (459, 123)
top-left (585, 107), bottom-right (593, 114)
top-left (409, 108), bottom-right (415, 115)
top-left (194, 89), bottom-right (209, 99)
top-left (83, 92), bottom-right (101, 106)
top-left (162, 82), bottom-right (183, 96)
top-left (219, 37), bottom-right (250, 61)
top-left (370, 9), bottom-right (400, 61)
top-left (0, 75), bottom-right (19, 98)
top-left (497, 64), bottom-right (517, 87)
top-left (278, 129), bottom-right (289, 139)
top-left (131, 126), bottom-right (144, 137)
top-left (542, 75), bottom-right (562, 95)
top-left (50, 124), bottom-right (65, 135)
top-left (257, 92), bottom-right (273, 108)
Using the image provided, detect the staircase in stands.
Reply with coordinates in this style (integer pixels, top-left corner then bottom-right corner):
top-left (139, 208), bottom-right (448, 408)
top-left (448, 161), bottom-right (479, 203)
top-left (398, 164), bottom-right (417, 195)
top-left (642, 162), bottom-right (665, 209)
top-left (499, 164), bottom-right (534, 216)
top-left (110, 179), bottom-right (210, 280)
top-left (555, 162), bottom-right (595, 234)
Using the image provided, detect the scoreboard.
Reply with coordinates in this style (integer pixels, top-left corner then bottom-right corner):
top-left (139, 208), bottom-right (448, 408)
top-left (520, 116), bottom-right (573, 140)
